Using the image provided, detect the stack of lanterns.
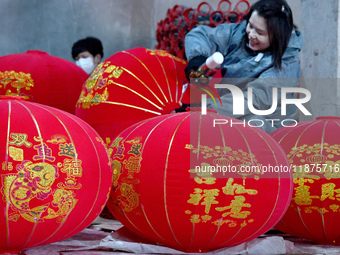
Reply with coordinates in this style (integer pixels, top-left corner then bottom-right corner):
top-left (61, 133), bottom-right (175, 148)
top-left (2, 4), bottom-right (338, 253)
top-left (155, 0), bottom-right (250, 59)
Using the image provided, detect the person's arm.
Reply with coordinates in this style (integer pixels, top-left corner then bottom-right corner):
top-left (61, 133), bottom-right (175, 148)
top-left (184, 22), bottom-right (245, 61)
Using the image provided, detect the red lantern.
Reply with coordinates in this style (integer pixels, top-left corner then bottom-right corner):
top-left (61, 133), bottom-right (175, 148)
top-left (0, 96), bottom-right (112, 254)
top-left (0, 50), bottom-right (88, 115)
top-left (272, 116), bottom-right (340, 245)
top-left (106, 110), bottom-right (293, 252)
top-left (75, 47), bottom-right (187, 145)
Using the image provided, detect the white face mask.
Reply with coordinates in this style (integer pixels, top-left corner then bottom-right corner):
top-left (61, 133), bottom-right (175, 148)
top-left (75, 56), bottom-right (96, 75)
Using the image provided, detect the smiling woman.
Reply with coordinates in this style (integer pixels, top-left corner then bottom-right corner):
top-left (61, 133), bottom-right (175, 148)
top-left (184, 0), bottom-right (302, 133)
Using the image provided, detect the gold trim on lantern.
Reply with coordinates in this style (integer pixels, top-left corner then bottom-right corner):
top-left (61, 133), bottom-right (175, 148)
top-left (219, 222), bottom-right (244, 246)
top-left (18, 214), bottom-right (41, 249)
top-left (293, 121), bottom-right (320, 151)
top-left (107, 80), bottom-right (163, 110)
top-left (121, 209), bottom-right (151, 238)
top-left (120, 66), bottom-right (167, 106)
top-left (137, 49), bottom-right (179, 101)
top-left (152, 52), bottom-right (175, 103)
top-left (122, 51), bottom-right (169, 105)
top-left (134, 115), bottom-right (181, 242)
top-left (164, 114), bottom-right (190, 248)
top-left (141, 204), bottom-right (166, 241)
top-left (296, 206), bottom-right (318, 240)
top-left (101, 101), bottom-right (162, 116)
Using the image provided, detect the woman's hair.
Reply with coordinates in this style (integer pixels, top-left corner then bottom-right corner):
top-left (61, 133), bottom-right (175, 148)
top-left (245, 0), bottom-right (294, 69)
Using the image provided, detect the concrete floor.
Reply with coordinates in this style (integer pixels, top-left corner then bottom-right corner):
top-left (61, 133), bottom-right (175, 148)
top-left (17, 217), bottom-right (340, 255)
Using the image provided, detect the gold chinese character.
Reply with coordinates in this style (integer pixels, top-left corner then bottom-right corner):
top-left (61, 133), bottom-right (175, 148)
top-left (216, 195), bottom-right (251, 218)
top-left (2, 162), bottom-right (13, 171)
top-left (61, 158), bottom-right (82, 177)
top-left (293, 185), bottom-right (320, 205)
top-left (321, 183), bottom-right (340, 201)
top-left (9, 133), bottom-right (32, 147)
top-left (222, 178), bottom-right (258, 195)
top-left (187, 188), bottom-right (219, 214)
top-left (33, 143), bottom-right (55, 162)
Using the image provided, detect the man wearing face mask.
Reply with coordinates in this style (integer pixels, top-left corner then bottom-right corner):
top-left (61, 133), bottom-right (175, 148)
top-left (71, 36), bottom-right (103, 75)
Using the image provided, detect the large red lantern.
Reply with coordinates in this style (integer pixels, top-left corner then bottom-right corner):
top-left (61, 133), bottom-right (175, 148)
top-left (75, 47), bottom-right (187, 145)
top-left (106, 110), bottom-right (293, 252)
top-left (0, 50), bottom-right (88, 115)
top-left (0, 96), bottom-right (112, 254)
top-left (272, 116), bottom-right (340, 245)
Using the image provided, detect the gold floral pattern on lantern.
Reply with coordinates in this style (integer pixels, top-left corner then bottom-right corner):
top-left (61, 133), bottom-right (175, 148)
top-left (77, 87), bottom-right (109, 109)
top-left (186, 144), bottom-right (263, 179)
top-left (108, 136), bottom-right (142, 213)
top-left (77, 61), bottom-right (123, 109)
top-left (146, 49), bottom-right (187, 65)
top-left (0, 71), bottom-right (34, 96)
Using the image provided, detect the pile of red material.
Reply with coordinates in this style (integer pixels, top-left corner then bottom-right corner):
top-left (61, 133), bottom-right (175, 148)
top-left (155, 0), bottom-right (250, 59)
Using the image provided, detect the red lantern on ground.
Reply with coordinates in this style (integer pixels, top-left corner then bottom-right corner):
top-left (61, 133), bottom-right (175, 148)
top-left (0, 96), bottom-right (112, 254)
top-left (75, 47), bottom-right (187, 145)
top-left (106, 110), bottom-right (293, 252)
top-left (0, 50), bottom-right (88, 115)
top-left (272, 116), bottom-right (340, 245)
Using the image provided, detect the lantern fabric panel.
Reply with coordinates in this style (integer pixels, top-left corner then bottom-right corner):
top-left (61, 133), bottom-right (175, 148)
top-left (75, 47), bottom-right (187, 144)
top-left (272, 116), bottom-right (340, 245)
top-left (0, 96), bottom-right (112, 254)
top-left (107, 111), bottom-right (293, 252)
top-left (0, 50), bottom-right (88, 115)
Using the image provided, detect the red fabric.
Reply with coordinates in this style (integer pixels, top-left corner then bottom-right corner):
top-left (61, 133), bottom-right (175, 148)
top-left (106, 111), bottom-right (293, 252)
top-left (75, 47), bottom-right (187, 144)
top-left (0, 96), bottom-right (112, 254)
top-left (0, 50), bottom-right (88, 115)
top-left (272, 116), bottom-right (340, 245)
